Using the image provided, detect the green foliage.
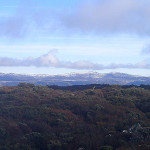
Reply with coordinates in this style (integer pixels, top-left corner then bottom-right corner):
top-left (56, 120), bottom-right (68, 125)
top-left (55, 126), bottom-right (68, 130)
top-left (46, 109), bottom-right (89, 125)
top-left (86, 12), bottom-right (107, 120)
top-left (100, 146), bottom-right (113, 150)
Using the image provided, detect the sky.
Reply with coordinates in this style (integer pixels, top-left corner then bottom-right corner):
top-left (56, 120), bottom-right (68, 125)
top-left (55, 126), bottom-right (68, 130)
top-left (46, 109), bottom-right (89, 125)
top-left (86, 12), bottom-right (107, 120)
top-left (0, 0), bottom-right (150, 76)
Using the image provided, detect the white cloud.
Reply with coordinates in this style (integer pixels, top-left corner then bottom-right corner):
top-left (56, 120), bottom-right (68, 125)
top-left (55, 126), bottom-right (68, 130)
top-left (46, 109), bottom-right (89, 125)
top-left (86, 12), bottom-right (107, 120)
top-left (0, 50), bottom-right (149, 70)
top-left (37, 49), bottom-right (59, 66)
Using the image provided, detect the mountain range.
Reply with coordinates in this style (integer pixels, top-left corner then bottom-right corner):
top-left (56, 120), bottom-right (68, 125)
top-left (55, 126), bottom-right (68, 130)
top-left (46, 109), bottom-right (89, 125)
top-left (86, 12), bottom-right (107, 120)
top-left (0, 72), bottom-right (150, 86)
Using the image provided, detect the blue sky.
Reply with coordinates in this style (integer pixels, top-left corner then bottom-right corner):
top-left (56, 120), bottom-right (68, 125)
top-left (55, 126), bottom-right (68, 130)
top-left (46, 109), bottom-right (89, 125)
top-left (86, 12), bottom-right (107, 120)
top-left (0, 0), bottom-right (150, 76)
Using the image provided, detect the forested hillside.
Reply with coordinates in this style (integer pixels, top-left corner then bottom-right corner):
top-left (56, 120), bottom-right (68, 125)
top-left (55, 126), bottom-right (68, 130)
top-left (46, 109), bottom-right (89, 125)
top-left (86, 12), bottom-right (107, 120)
top-left (0, 83), bottom-right (149, 150)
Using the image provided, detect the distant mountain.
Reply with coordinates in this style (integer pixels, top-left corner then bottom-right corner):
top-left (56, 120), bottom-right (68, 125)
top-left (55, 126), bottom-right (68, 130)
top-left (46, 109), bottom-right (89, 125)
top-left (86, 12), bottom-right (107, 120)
top-left (0, 72), bottom-right (150, 86)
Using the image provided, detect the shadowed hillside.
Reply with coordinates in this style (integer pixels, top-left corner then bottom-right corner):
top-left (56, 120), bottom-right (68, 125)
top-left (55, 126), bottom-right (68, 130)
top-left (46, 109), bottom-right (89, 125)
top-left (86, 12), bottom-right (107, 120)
top-left (0, 83), bottom-right (149, 149)
top-left (0, 72), bottom-right (150, 86)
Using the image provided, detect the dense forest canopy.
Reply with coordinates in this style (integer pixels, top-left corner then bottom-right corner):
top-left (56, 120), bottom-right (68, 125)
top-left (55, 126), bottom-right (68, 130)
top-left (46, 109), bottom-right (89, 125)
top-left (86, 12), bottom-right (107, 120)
top-left (0, 83), bottom-right (149, 150)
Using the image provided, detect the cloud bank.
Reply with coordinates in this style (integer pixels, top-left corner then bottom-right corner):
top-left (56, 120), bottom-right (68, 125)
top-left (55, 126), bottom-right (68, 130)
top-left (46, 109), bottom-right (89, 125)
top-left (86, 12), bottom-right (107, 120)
top-left (61, 0), bottom-right (150, 35)
top-left (1, 0), bottom-right (150, 38)
top-left (0, 50), bottom-right (149, 70)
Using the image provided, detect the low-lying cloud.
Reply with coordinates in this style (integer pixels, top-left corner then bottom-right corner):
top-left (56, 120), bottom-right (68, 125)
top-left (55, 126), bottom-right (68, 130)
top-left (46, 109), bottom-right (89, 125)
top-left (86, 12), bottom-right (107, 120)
top-left (0, 50), bottom-right (149, 70)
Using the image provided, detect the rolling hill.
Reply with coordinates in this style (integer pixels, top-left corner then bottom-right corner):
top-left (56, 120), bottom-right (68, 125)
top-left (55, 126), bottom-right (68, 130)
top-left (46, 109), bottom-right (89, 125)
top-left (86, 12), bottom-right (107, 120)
top-left (0, 72), bottom-right (150, 86)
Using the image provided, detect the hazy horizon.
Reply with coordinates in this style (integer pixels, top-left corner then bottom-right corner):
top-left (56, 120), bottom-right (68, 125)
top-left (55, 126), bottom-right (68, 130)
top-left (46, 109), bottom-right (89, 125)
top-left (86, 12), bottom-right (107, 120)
top-left (1, 0), bottom-right (150, 76)
top-left (0, 71), bottom-right (149, 78)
